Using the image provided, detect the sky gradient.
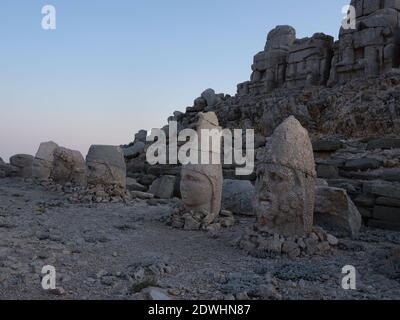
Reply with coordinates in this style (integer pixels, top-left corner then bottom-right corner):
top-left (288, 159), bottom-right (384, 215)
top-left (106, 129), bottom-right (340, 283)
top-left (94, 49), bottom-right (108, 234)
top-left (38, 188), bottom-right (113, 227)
top-left (0, 0), bottom-right (347, 161)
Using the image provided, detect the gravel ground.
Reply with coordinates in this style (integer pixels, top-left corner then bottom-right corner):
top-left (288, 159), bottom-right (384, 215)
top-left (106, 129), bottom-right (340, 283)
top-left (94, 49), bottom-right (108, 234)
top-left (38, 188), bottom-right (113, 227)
top-left (0, 178), bottom-right (399, 300)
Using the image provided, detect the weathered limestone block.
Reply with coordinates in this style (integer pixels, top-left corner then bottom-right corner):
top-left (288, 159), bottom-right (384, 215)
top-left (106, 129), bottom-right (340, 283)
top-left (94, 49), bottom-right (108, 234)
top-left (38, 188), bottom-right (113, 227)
top-left (32, 141), bottom-right (59, 181)
top-left (286, 33), bottom-right (334, 88)
top-left (222, 179), bottom-right (255, 216)
top-left (86, 145), bottom-right (126, 189)
top-left (149, 175), bottom-right (176, 199)
top-left (329, 0), bottom-right (400, 85)
top-left (51, 147), bottom-right (87, 187)
top-left (249, 25), bottom-right (296, 94)
top-left (255, 116), bottom-right (316, 237)
top-left (9, 154), bottom-right (34, 178)
top-left (315, 186), bottom-right (362, 236)
top-left (180, 112), bottom-right (223, 224)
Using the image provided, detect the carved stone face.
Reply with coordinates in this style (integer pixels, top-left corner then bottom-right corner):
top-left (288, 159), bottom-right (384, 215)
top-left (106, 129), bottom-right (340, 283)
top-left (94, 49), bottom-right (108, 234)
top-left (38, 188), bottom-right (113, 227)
top-left (87, 162), bottom-right (108, 182)
top-left (180, 169), bottom-right (212, 213)
top-left (255, 163), bottom-right (313, 237)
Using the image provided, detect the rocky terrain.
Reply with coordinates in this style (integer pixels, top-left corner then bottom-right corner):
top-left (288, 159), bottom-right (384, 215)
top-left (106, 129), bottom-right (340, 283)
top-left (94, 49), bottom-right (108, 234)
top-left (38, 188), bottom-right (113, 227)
top-left (1, 0), bottom-right (400, 300)
top-left (1, 177), bottom-right (400, 300)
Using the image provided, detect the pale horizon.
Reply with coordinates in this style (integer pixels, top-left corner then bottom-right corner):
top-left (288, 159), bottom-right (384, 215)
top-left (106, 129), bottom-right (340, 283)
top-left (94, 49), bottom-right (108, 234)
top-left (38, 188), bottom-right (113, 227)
top-left (0, 0), bottom-right (346, 161)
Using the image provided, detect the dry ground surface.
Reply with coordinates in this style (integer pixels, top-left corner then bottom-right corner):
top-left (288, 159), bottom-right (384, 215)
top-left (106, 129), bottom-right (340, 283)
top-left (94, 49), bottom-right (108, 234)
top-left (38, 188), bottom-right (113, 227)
top-left (0, 178), bottom-right (399, 300)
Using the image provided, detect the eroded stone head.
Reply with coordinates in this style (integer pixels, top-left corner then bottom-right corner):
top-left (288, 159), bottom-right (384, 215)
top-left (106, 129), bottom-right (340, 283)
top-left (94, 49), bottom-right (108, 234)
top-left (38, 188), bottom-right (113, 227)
top-left (86, 145), bottom-right (126, 189)
top-left (180, 112), bottom-right (223, 218)
top-left (255, 116), bottom-right (316, 237)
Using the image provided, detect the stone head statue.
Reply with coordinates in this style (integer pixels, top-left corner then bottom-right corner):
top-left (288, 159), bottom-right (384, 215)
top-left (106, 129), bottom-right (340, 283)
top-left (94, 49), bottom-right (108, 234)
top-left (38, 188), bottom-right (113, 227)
top-left (255, 116), bottom-right (316, 237)
top-left (180, 112), bottom-right (223, 221)
top-left (86, 145), bottom-right (126, 189)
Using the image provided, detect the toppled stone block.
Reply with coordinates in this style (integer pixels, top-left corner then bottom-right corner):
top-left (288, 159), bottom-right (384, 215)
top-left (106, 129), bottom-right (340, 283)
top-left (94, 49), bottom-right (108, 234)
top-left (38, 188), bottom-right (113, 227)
top-left (315, 186), bottom-right (362, 236)
top-left (149, 175), bottom-right (176, 199)
top-left (222, 179), bottom-right (255, 216)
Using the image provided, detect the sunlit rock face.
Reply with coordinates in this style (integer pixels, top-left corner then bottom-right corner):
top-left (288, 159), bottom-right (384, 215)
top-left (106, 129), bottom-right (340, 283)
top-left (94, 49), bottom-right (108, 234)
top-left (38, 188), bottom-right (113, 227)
top-left (255, 116), bottom-right (316, 237)
top-left (180, 112), bottom-right (223, 222)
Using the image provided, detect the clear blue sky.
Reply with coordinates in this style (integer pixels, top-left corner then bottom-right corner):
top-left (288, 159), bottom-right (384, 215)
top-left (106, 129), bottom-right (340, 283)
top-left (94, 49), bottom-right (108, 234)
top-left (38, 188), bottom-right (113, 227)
top-left (0, 0), bottom-right (346, 160)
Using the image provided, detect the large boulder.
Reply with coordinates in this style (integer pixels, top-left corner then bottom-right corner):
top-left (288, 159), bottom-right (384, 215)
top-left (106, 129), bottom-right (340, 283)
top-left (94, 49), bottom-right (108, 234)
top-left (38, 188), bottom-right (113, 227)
top-left (9, 154), bottom-right (34, 178)
top-left (86, 145), bottom-right (126, 189)
top-left (222, 179), bottom-right (255, 216)
top-left (51, 147), bottom-right (87, 187)
top-left (314, 186), bottom-right (362, 237)
top-left (32, 141), bottom-right (59, 181)
top-left (149, 175), bottom-right (176, 199)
